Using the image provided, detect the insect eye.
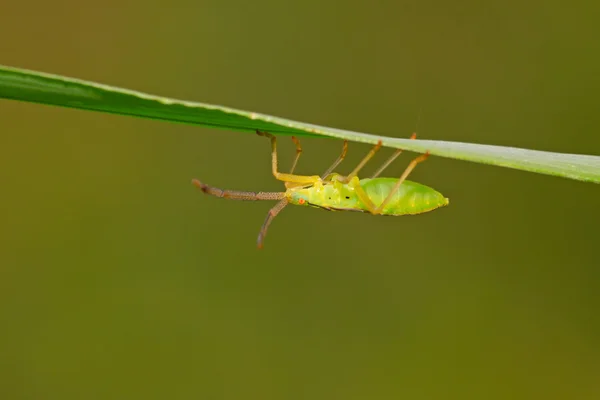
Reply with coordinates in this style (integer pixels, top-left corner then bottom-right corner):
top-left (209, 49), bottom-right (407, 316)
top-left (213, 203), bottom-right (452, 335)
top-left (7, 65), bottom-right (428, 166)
top-left (298, 198), bottom-right (306, 205)
top-left (345, 196), bottom-right (350, 199)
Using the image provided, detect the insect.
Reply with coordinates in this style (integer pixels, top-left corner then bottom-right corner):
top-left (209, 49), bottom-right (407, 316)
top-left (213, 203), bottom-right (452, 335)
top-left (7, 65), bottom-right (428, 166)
top-left (192, 131), bottom-right (449, 248)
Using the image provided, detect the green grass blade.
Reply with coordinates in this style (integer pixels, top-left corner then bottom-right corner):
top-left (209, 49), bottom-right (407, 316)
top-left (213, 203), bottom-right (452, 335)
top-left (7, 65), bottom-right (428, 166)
top-left (1, 64), bottom-right (599, 183)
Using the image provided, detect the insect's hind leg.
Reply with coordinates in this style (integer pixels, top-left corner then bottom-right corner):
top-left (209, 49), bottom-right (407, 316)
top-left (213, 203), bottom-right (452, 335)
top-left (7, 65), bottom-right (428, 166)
top-left (346, 177), bottom-right (378, 214)
top-left (373, 151), bottom-right (431, 214)
top-left (370, 133), bottom-right (417, 178)
top-left (256, 131), bottom-right (321, 185)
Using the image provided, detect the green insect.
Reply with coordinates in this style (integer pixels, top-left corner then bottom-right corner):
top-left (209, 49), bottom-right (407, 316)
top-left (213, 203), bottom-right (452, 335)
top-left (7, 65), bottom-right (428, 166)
top-left (192, 131), bottom-right (449, 248)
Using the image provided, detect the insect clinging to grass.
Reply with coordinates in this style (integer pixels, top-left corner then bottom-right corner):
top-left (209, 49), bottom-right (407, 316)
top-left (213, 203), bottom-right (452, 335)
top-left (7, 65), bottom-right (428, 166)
top-left (192, 131), bottom-right (449, 249)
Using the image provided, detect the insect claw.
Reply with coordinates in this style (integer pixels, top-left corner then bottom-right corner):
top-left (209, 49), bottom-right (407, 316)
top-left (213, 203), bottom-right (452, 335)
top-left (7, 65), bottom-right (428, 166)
top-left (291, 136), bottom-right (301, 148)
top-left (416, 151), bottom-right (431, 163)
top-left (257, 130), bottom-right (274, 137)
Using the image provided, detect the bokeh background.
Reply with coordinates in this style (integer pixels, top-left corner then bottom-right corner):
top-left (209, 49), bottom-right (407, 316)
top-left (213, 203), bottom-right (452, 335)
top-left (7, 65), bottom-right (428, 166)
top-left (1, 1), bottom-right (599, 399)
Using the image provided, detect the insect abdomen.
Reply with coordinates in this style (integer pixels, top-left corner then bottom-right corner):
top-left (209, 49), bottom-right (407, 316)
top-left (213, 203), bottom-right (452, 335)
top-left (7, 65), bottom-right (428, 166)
top-left (360, 178), bottom-right (449, 215)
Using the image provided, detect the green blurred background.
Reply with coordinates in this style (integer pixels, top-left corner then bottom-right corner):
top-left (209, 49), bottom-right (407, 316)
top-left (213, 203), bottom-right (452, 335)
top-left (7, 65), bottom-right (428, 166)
top-left (1, 1), bottom-right (599, 399)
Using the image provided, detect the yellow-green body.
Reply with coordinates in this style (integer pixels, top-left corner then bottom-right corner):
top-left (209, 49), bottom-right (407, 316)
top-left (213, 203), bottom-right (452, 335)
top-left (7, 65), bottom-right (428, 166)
top-left (287, 174), bottom-right (449, 215)
top-left (193, 131), bottom-right (449, 248)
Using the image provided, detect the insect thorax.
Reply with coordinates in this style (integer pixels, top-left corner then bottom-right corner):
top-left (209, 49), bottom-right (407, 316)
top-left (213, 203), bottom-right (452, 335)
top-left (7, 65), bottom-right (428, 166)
top-left (286, 178), bottom-right (362, 210)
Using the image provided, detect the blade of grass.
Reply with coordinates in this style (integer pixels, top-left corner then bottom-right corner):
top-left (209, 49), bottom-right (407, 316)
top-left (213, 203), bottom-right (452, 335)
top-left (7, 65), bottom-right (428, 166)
top-left (1, 64), bottom-right (599, 183)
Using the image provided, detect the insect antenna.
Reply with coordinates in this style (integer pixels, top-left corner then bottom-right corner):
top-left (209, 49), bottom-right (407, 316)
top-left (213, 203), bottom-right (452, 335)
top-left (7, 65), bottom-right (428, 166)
top-left (257, 199), bottom-right (289, 249)
top-left (192, 179), bottom-right (289, 249)
top-left (192, 179), bottom-right (285, 201)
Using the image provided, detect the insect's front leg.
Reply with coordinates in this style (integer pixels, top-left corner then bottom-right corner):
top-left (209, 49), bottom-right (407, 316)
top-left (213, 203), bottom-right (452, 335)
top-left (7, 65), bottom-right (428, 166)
top-left (257, 131), bottom-right (322, 185)
top-left (320, 140), bottom-right (348, 179)
top-left (289, 136), bottom-right (302, 174)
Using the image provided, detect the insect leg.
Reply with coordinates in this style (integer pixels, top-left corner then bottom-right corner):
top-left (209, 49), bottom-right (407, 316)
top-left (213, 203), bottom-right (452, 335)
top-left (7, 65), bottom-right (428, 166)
top-left (373, 151), bottom-right (431, 214)
top-left (256, 131), bottom-right (321, 185)
top-left (192, 179), bottom-right (285, 201)
top-left (257, 198), bottom-right (289, 249)
top-left (351, 183), bottom-right (378, 214)
top-left (289, 136), bottom-right (302, 174)
top-left (338, 140), bottom-right (383, 183)
top-left (320, 140), bottom-right (348, 179)
top-left (370, 133), bottom-right (417, 178)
